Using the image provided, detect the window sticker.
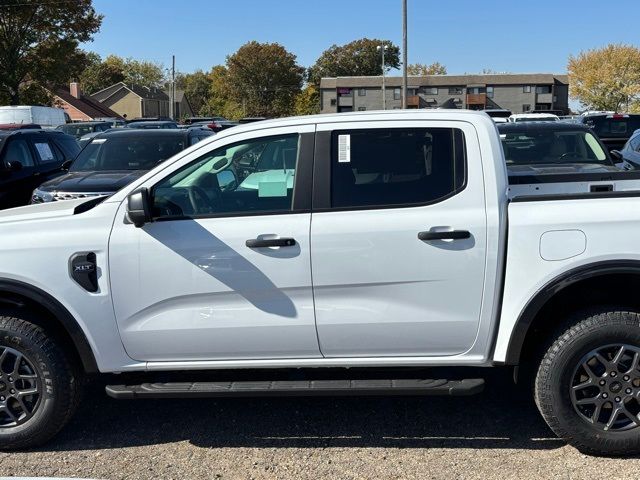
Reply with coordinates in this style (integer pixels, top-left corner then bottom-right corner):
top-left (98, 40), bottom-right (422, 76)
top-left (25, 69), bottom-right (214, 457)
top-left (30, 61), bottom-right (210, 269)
top-left (338, 134), bottom-right (351, 163)
top-left (34, 142), bottom-right (54, 161)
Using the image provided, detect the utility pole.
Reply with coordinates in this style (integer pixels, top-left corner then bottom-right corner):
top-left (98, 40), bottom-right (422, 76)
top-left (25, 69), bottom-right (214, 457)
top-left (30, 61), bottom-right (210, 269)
top-left (377, 44), bottom-right (388, 110)
top-left (402, 0), bottom-right (408, 109)
top-left (170, 55), bottom-right (175, 120)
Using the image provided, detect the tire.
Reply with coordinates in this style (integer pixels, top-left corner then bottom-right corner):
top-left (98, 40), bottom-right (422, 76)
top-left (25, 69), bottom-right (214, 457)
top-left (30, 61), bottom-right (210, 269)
top-left (0, 314), bottom-right (82, 450)
top-left (535, 309), bottom-right (640, 456)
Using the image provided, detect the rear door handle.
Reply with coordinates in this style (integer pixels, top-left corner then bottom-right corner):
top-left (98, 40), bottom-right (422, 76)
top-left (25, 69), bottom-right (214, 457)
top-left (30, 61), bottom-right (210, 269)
top-left (418, 230), bottom-right (471, 241)
top-left (246, 237), bottom-right (296, 248)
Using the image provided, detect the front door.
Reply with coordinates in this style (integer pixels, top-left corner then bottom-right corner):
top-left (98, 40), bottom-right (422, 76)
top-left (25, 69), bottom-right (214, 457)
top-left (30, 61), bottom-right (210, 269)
top-left (311, 121), bottom-right (488, 357)
top-left (109, 125), bottom-right (321, 362)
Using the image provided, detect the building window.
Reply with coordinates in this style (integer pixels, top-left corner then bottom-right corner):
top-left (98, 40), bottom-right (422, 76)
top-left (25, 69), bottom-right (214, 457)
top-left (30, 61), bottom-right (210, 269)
top-left (535, 85), bottom-right (552, 94)
top-left (358, 88), bottom-right (366, 96)
top-left (467, 87), bottom-right (486, 95)
top-left (448, 87), bottom-right (463, 95)
top-left (486, 86), bottom-right (494, 98)
top-left (337, 88), bottom-right (352, 96)
top-left (358, 107), bottom-right (366, 111)
top-left (330, 128), bottom-right (466, 209)
top-left (330, 99), bottom-right (337, 106)
top-left (523, 85), bottom-right (532, 93)
top-left (393, 88), bottom-right (401, 100)
top-left (424, 87), bottom-right (438, 95)
top-left (522, 104), bottom-right (531, 112)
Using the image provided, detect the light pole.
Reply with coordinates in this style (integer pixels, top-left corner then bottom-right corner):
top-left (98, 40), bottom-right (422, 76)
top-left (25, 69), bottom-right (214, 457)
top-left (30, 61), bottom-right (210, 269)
top-left (377, 44), bottom-right (388, 110)
top-left (402, 0), bottom-right (408, 109)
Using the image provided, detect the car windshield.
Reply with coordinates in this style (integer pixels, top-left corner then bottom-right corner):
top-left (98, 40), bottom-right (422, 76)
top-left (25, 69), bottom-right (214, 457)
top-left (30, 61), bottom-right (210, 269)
top-left (71, 135), bottom-right (187, 171)
top-left (585, 116), bottom-right (640, 138)
top-left (501, 129), bottom-right (610, 166)
top-left (514, 116), bottom-right (558, 122)
top-left (61, 124), bottom-right (107, 137)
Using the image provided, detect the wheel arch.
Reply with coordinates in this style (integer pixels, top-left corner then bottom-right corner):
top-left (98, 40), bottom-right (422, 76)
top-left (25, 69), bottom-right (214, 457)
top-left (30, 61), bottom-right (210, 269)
top-left (0, 278), bottom-right (98, 373)
top-left (505, 260), bottom-right (640, 366)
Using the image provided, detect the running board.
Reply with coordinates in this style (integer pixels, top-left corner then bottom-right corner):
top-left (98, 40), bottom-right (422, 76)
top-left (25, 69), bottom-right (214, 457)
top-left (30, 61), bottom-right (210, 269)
top-left (105, 378), bottom-right (485, 399)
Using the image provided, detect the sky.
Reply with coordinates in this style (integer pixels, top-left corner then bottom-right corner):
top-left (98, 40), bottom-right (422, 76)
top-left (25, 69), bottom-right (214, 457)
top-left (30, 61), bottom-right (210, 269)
top-left (85, 0), bottom-right (640, 77)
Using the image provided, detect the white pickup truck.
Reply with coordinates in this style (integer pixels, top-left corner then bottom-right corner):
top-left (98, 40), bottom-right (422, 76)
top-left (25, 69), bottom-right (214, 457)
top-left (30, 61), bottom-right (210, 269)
top-left (1, 110), bottom-right (640, 455)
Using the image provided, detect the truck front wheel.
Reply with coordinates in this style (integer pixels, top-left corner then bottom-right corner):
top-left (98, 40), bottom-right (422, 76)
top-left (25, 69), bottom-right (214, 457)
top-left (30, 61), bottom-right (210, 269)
top-left (536, 309), bottom-right (640, 455)
top-left (0, 314), bottom-right (82, 450)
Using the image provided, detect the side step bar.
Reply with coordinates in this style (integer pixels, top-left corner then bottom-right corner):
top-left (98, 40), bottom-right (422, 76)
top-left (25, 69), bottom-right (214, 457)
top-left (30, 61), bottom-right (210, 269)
top-left (106, 378), bottom-right (485, 399)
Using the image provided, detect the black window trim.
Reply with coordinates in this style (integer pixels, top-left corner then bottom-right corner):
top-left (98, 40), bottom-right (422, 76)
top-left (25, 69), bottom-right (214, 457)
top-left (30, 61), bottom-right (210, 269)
top-left (312, 126), bottom-right (468, 213)
top-left (149, 131), bottom-right (314, 222)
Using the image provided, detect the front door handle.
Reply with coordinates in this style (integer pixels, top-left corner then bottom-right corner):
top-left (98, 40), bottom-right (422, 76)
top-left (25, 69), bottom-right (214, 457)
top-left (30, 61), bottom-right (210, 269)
top-left (418, 230), bottom-right (471, 241)
top-left (246, 237), bottom-right (296, 248)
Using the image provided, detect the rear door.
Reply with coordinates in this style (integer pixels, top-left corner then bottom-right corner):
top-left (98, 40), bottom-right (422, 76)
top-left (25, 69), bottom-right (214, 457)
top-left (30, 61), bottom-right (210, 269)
top-left (310, 120), bottom-right (488, 357)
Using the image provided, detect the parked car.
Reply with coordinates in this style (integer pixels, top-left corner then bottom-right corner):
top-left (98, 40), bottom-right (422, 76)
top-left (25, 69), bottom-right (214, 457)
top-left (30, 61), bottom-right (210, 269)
top-left (56, 121), bottom-right (112, 139)
top-left (188, 119), bottom-right (239, 132)
top-left (498, 122), bottom-right (620, 178)
top-left (611, 128), bottom-right (640, 167)
top-left (0, 123), bottom-right (41, 130)
top-left (484, 109), bottom-right (512, 119)
top-left (31, 128), bottom-right (212, 203)
top-left (0, 129), bottom-right (79, 209)
top-left (183, 116), bottom-right (227, 125)
top-left (5, 111), bottom-right (640, 455)
top-left (0, 105), bottom-right (67, 129)
top-left (509, 113), bottom-right (560, 123)
top-left (238, 116), bottom-right (268, 124)
top-left (125, 120), bottom-right (179, 129)
top-left (574, 113), bottom-right (640, 152)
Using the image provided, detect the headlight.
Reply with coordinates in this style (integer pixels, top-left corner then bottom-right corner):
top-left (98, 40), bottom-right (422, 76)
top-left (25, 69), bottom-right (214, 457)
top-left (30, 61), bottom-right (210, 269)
top-left (31, 188), bottom-right (54, 204)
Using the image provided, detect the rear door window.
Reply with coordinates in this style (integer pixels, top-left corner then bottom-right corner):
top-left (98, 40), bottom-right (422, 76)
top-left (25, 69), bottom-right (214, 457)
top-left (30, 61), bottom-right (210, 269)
top-left (330, 128), bottom-right (466, 209)
top-left (1, 138), bottom-right (36, 168)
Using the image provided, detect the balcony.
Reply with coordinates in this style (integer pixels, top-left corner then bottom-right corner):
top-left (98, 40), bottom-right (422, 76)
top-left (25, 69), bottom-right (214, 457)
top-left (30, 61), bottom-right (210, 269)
top-left (536, 93), bottom-right (553, 104)
top-left (466, 93), bottom-right (487, 106)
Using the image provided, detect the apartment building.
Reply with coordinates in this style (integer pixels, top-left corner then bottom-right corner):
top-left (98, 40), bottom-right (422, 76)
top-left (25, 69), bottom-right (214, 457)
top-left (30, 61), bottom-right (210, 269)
top-left (320, 73), bottom-right (569, 114)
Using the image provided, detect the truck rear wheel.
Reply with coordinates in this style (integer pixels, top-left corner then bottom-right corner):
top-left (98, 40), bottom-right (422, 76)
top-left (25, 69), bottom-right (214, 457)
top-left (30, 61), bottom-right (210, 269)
top-left (535, 309), bottom-right (640, 455)
top-left (0, 314), bottom-right (82, 450)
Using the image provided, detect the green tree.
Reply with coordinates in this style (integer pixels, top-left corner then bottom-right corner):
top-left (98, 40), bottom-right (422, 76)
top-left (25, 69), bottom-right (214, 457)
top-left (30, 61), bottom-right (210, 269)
top-left (81, 55), bottom-right (166, 94)
top-left (407, 62), bottom-right (447, 75)
top-left (568, 44), bottom-right (640, 112)
top-left (308, 38), bottom-right (401, 86)
top-left (201, 65), bottom-right (243, 119)
top-left (294, 85), bottom-right (320, 116)
top-left (225, 41), bottom-right (304, 118)
top-left (0, 0), bottom-right (102, 104)
top-left (175, 70), bottom-right (213, 116)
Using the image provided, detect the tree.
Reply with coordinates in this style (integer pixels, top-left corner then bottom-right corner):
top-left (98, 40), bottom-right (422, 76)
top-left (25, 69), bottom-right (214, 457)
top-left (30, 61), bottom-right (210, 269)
top-left (294, 85), bottom-right (320, 116)
top-left (201, 65), bottom-right (243, 120)
top-left (81, 55), bottom-right (165, 94)
top-left (0, 0), bottom-right (102, 104)
top-left (308, 38), bottom-right (401, 86)
top-left (225, 41), bottom-right (304, 118)
top-left (175, 70), bottom-right (213, 116)
top-left (568, 44), bottom-right (640, 112)
top-left (407, 62), bottom-right (447, 76)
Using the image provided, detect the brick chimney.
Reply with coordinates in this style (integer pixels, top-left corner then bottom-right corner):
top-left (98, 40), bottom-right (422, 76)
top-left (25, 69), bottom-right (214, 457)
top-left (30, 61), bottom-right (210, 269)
top-left (70, 82), bottom-right (81, 99)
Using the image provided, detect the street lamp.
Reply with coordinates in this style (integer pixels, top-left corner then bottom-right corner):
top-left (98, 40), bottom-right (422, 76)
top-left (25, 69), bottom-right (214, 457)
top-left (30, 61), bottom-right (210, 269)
top-left (377, 44), bottom-right (388, 110)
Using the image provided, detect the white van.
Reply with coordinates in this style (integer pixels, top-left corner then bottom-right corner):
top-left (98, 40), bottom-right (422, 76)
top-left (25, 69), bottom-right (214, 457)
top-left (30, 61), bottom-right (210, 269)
top-left (0, 105), bottom-right (68, 128)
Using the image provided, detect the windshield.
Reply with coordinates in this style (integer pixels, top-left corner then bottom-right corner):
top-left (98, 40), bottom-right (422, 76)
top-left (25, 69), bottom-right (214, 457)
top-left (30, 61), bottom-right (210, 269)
top-left (71, 135), bottom-right (187, 171)
top-left (514, 116), bottom-right (558, 122)
top-left (60, 124), bottom-right (108, 137)
top-left (585, 116), bottom-right (640, 138)
top-left (501, 130), bottom-right (610, 166)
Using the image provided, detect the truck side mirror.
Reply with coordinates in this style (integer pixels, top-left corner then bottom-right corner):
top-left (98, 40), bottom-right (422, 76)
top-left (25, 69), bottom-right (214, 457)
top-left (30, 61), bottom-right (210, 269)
top-left (61, 159), bottom-right (73, 171)
top-left (610, 150), bottom-right (622, 161)
top-left (126, 188), bottom-right (152, 228)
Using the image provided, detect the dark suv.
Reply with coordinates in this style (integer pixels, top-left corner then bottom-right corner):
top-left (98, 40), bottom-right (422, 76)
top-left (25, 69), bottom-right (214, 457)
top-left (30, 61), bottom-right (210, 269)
top-left (31, 127), bottom-right (212, 203)
top-left (0, 129), bottom-right (79, 209)
top-left (574, 113), bottom-right (640, 152)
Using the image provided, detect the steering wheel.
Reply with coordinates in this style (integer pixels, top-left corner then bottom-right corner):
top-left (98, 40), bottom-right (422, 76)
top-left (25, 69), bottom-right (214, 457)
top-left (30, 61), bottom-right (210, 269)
top-left (187, 185), bottom-right (214, 214)
top-left (559, 152), bottom-right (580, 160)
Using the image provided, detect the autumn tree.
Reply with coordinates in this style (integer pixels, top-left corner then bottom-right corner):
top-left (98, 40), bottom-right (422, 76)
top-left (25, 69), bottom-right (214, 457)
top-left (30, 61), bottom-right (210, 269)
top-left (81, 55), bottom-right (166, 94)
top-left (174, 70), bottom-right (214, 116)
top-left (201, 65), bottom-right (243, 120)
top-left (0, 0), bottom-right (102, 104)
top-left (407, 62), bottom-right (447, 76)
top-left (308, 38), bottom-right (401, 86)
top-left (294, 85), bottom-right (320, 116)
top-left (225, 41), bottom-right (304, 118)
top-left (568, 44), bottom-right (640, 112)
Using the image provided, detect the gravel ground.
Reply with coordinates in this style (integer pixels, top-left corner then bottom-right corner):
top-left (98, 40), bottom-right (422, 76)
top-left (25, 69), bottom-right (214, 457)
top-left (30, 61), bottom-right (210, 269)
top-left (1, 373), bottom-right (639, 480)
